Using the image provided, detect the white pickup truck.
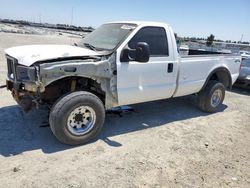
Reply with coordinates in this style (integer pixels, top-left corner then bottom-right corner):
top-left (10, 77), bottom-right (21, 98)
top-left (4, 21), bottom-right (241, 145)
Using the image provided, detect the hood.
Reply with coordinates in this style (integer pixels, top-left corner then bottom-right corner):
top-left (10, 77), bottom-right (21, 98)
top-left (4, 45), bottom-right (100, 66)
top-left (239, 66), bottom-right (250, 79)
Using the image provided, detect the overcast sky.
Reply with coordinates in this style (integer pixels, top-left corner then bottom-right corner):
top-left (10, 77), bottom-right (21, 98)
top-left (0, 0), bottom-right (249, 41)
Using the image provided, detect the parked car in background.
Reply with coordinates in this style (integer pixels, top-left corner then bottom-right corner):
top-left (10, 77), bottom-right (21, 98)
top-left (178, 45), bottom-right (189, 56)
top-left (235, 59), bottom-right (250, 88)
top-left (239, 50), bottom-right (250, 60)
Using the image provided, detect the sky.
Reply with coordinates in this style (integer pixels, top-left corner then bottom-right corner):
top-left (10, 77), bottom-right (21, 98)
top-left (0, 0), bottom-right (249, 42)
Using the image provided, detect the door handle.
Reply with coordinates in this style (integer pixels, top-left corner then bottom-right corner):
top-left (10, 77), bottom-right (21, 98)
top-left (168, 63), bottom-right (173, 73)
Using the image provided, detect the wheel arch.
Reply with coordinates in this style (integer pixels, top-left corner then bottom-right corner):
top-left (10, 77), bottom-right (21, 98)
top-left (202, 67), bottom-right (232, 90)
top-left (41, 75), bottom-right (106, 104)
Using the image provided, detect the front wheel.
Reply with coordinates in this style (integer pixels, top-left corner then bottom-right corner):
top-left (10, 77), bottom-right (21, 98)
top-left (49, 91), bottom-right (105, 145)
top-left (197, 81), bottom-right (225, 113)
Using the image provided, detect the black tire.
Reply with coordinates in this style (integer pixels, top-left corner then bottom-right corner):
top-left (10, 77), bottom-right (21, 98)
top-left (197, 80), bottom-right (225, 113)
top-left (49, 91), bottom-right (105, 145)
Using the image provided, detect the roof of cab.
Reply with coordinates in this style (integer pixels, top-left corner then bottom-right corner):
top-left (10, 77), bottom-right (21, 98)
top-left (106, 21), bottom-right (169, 27)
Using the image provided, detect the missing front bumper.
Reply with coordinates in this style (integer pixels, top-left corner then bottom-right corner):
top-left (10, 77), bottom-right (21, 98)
top-left (6, 79), bottom-right (39, 112)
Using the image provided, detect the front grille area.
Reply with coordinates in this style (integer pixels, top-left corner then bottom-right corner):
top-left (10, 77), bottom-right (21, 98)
top-left (6, 56), bottom-right (16, 80)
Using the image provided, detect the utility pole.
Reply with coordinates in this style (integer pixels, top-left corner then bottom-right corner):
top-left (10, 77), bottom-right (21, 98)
top-left (70, 7), bottom-right (74, 26)
top-left (39, 14), bottom-right (41, 24)
top-left (69, 7), bottom-right (74, 45)
top-left (240, 34), bottom-right (243, 43)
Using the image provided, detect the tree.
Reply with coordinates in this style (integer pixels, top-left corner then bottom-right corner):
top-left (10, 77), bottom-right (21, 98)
top-left (174, 33), bottom-right (181, 45)
top-left (174, 32), bottom-right (177, 39)
top-left (242, 41), bottom-right (250, 44)
top-left (206, 34), bottom-right (215, 46)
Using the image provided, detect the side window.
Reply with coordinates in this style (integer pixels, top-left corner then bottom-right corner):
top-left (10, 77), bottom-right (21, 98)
top-left (128, 27), bottom-right (169, 56)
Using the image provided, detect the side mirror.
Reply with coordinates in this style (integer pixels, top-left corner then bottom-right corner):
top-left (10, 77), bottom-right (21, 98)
top-left (120, 42), bottom-right (150, 63)
top-left (135, 42), bottom-right (150, 62)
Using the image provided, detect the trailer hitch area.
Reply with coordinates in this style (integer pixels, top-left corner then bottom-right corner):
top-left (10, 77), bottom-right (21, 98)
top-left (0, 85), bottom-right (7, 89)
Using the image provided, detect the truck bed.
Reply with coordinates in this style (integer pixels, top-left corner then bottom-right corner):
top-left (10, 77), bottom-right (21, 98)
top-left (174, 54), bottom-right (241, 97)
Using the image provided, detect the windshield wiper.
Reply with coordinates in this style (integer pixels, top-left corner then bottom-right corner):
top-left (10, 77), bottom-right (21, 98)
top-left (83, 43), bottom-right (97, 51)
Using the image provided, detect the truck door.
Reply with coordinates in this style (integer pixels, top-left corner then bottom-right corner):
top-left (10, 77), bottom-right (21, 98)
top-left (116, 26), bottom-right (177, 106)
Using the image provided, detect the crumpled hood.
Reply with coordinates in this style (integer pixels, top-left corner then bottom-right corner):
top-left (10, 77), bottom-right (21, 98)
top-left (4, 45), bottom-right (100, 66)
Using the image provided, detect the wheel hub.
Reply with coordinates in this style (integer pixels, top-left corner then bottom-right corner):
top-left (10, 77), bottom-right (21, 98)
top-left (74, 113), bottom-right (84, 123)
top-left (210, 89), bottom-right (222, 108)
top-left (67, 106), bottom-right (96, 136)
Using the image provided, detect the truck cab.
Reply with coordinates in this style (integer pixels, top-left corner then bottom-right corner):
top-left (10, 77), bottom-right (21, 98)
top-left (116, 22), bottom-right (179, 105)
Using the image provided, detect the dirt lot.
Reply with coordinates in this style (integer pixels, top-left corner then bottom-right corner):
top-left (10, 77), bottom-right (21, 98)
top-left (0, 33), bottom-right (249, 188)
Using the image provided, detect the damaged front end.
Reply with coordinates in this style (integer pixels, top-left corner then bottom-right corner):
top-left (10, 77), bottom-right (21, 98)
top-left (5, 55), bottom-right (41, 111)
top-left (5, 53), bottom-right (119, 112)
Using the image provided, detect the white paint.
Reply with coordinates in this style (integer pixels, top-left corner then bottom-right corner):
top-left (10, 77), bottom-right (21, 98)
top-left (115, 21), bottom-right (241, 106)
top-left (173, 55), bottom-right (240, 97)
top-left (5, 45), bottom-right (99, 66)
top-left (116, 23), bottom-right (179, 106)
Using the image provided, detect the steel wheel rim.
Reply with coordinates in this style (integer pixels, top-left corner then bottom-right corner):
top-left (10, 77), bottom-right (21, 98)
top-left (210, 89), bottom-right (222, 108)
top-left (67, 106), bottom-right (96, 136)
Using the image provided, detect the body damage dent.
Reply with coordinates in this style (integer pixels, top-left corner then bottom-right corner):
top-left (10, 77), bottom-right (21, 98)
top-left (38, 54), bottom-right (118, 109)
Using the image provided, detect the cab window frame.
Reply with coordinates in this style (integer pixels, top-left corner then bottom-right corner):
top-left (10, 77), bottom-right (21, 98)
top-left (128, 26), bottom-right (169, 57)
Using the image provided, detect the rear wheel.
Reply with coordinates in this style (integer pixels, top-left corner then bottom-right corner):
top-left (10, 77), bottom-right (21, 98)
top-left (197, 81), bottom-right (225, 113)
top-left (49, 91), bottom-right (105, 145)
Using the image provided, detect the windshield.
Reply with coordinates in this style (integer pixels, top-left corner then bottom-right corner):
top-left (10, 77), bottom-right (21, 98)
top-left (242, 59), bottom-right (250, 67)
top-left (78, 23), bottom-right (136, 51)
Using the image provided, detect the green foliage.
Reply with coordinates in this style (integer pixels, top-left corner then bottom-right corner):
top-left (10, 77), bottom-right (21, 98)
top-left (206, 34), bottom-right (215, 46)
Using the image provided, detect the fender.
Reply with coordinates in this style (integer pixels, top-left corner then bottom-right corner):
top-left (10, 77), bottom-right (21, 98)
top-left (201, 67), bottom-right (232, 90)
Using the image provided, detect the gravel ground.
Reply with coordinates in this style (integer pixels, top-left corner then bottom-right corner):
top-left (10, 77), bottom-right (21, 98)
top-left (0, 32), bottom-right (249, 188)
